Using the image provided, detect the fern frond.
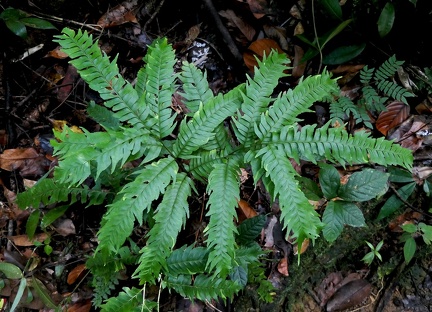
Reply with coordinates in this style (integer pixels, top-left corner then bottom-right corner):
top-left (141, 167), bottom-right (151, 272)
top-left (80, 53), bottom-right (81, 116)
top-left (166, 245), bottom-right (209, 275)
top-left (201, 124), bottom-right (233, 151)
top-left (142, 38), bottom-right (177, 138)
top-left (97, 157), bottom-right (178, 253)
top-left (255, 70), bottom-right (339, 139)
top-left (205, 159), bottom-right (240, 277)
top-left (54, 28), bottom-right (149, 129)
top-left (134, 173), bottom-right (194, 283)
top-left (52, 126), bottom-right (161, 184)
top-left (173, 88), bottom-right (242, 157)
top-left (179, 62), bottom-right (214, 114)
top-left (377, 80), bottom-right (415, 104)
top-left (232, 52), bottom-right (289, 145)
top-left (162, 274), bottom-right (241, 301)
top-left (330, 97), bottom-right (372, 128)
top-left (361, 85), bottom-right (387, 111)
top-left (359, 65), bottom-right (374, 84)
top-left (188, 150), bottom-right (225, 181)
top-left (16, 178), bottom-right (107, 209)
top-left (258, 146), bottom-right (322, 247)
top-left (374, 54), bottom-right (404, 81)
top-left (87, 101), bottom-right (121, 131)
top-left (100, 287), bottom-right (157, 312)
top-left (266, 122), bottom-right (413, 170)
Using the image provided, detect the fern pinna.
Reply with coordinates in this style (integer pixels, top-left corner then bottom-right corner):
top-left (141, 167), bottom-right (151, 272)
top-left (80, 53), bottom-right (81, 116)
top-left (17, 28), bottom-right (413, 309)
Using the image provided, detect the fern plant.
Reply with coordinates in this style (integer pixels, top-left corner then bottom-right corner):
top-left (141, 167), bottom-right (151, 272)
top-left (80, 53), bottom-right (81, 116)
top-left (330, 54), bottom-right (415, 128)
top-left (17, 28), bottom-right (413, 309)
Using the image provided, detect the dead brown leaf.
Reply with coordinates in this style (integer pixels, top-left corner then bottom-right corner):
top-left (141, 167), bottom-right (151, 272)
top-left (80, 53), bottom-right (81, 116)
top-left (326, 279), bottom-right (371, 311)
top-left (277, 257), bottom-right (289, 276)
top-left (246, 0), bottom-right (269, 19)
top-left (97, 2), bottom-right (138, 28)
top-left (376, 101), bottom-right (410, 136)
top-left (8, 232), bottom-right (49, 247)
top-left (244, 38), bottom-right (285, 72)
top-left (219, 9), bottom-right (256, 41)
top-left (237, 199), bottom-right (258, 222)
top-left (0, 148), bottom-right (50, 177)
top-left (67, 264), bottom-right (87, 285)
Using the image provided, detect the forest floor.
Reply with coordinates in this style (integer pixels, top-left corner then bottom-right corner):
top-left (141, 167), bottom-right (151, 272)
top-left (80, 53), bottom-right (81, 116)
top-left (1, 0), bottom-right (432, 311)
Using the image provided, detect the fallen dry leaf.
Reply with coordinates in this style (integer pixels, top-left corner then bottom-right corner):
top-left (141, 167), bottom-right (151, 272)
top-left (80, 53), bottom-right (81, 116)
top-left (8, 232), bottom-right (49, 247)
top-left (246, 0), bottom-right (269, 19)
top-left (219, 9), bottom-right (256, 42)
top-left (97, 2), bottom-right (138, 28)
top-left (376, 101), bottom-right (410, 136)
top-left (0, 148), bottom-right (50, 177)
top-left (237, 199), bottom-right (258, 222)
top-left (244, 38), bottom-right (285, 72)
top-left (277, 257), bottom-right (289, 276)
top-left (67, 264), bottom-right (87, 285)
top-left (53, 219), bottom-right (76, 236)
top-left (326, 279), bottom-right (371, 311)
top-left (67, 299), bottom-right (92, 312)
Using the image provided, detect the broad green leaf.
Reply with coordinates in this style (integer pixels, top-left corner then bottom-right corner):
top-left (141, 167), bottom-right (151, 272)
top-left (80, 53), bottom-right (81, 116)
top-left (323, 201), bottom-right (365, 242)
top-left (338, 169), bottom-right (389, 202)
top-left (377, 2), bottom-right (395, 37)
top-left (10, 277), bottom-right (26, 312)
top-left (236, 215), bottom-right (267, 245)
top-left (230, 266), bottom-right (248, 287)
top-left (4, 19), bottom-right (27, 38)
top-left (40, 205), bottom-right (69, 229)
top-left (376, 182), bottom-right (416, 220)
top-left (0, 263), bottom-right (23, 279)
top-left (401, 223), bottom-right (417, 234)
top-left (323, 43), bottom-right (366, 65)
top-left (419, 223), bottom-right (432, 244)
top-left (20, 17), bottom-right (56, 29)
top-left (403, 237), bottom-right (416, 263)
top-left (388, 167), bottom-right (414, 183)
top-left (319, 163), bottom-right (340, 199)
top-left (26, 210), bottom-right (40, 240)
top-left (319, 0), bottom-right (342, 20)
top-left (166, 245), bottom-right (208, 275)
top-left (297, 176), bottom-right (323, 201)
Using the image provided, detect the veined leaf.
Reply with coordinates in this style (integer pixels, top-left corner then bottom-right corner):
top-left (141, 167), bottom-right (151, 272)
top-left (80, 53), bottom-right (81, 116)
top-left (319, 163), bottom-right (341, 200)
top-left (323, 201), bottom-right (365, 242)
top-left (338, 168), bottom-right (389, 201)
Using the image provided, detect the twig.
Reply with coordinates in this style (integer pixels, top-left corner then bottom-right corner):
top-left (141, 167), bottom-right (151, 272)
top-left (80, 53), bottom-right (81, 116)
top-left (144, 0), bottom-right (166, 32)
top-left (202, 0), bottom-right (243, 63)
top-left (389, 183), bottom-right (432, 218)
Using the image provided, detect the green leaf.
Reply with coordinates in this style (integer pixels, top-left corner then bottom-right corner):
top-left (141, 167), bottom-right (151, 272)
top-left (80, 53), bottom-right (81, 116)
top-left (419, 223), bottom-right (432, 244)
top-left (376, 182), bottom-right (416, 220)
top-left (236, 215), bottom-right (267, 245)
top-left (26, 210), bottom-right (40, 240)
top-left (297, 176), bottom-right (323, 200)
top-left (362, 252), bottom-right (374, 265)
top-left (166, 245), bottom-right (209, 275)
top-left (0, 263), bottom-right (23, 279)
top-left (20, 17), bottom-right (56, 29)
top-left (230, 266), bottom-right (248, 287)
top-left (320, 19), bottom-right (353, 50)
top-left (323, 43), bottom-right (366, 65)
top-left (4, 19), bottom-right (27, 38)
top-left (31, 276), bottom-right (58, 309)
top-left (378, 2), bottom-right (395, 37)
top-left (388, 167), bottom-right (414, 183)
top-left (401, 223), bottom-right (417, 234)
top-left (205, 159), bottom-right (240, 277)
top-left (403, 237), bottom-right (416, 263)
top-left (319, 163), bottom-right (340, 199)
top-left (319, 0), bottom-right (343, 20)
top-left (10, 278), bottom-right (27, 312)
top-left (338, 169), bottom-right (389, 202)
top-left (323, 201), bottom-right (365, 242)
top-left (40, 205), bottom-right (69, 229)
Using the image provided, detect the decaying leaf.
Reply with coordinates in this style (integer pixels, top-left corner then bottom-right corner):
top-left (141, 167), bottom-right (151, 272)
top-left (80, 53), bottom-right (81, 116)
top-left (326, 279), bottom-right (371, 311)
top-left (376, 101), bottom-right (410, 136)
top-left (0, 148), bottom-right (50, 177)
top-left (246, 0), bottom-right (269, 19)
top-left (219, 9), bottom-right (256, 41)
top-left (237, 199), bottom-right (258, 222)
top-left (97, 1), bottom-right (138, 28)
top-left (243, 38), bottom-right (285, 72)
top-left (387, 115), bottom-right (427, 151)
top-left (67, 264), bottom-right (87, 285)
top-left (8, 232), bottom-right (49, 246)
top-left (277, 257), bottom-right (289, 276)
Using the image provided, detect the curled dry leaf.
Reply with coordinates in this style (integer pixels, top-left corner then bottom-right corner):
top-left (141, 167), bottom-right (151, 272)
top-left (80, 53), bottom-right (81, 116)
top-left (66, 299), bottom-right (92, 312)
top-left (376, 101), bottom-right (410, 136)
top-left (246, 0), bottom-right (269, 19)
top-left (0, 148), bottom-right (50, 177)
top-left (219, 9), bottom-right (256, 42)
top-left (326, 279), bottom-right (371, 312)
top-left (277, 257), bottom-right (289, 276)
top-left (387, 115), bottom-right (427, 151)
